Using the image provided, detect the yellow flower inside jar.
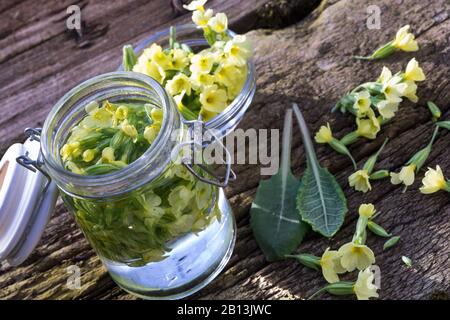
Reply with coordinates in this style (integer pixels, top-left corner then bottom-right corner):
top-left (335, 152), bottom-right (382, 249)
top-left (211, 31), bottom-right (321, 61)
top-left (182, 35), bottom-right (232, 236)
top-left (58, 95), bottom-right (222, 267)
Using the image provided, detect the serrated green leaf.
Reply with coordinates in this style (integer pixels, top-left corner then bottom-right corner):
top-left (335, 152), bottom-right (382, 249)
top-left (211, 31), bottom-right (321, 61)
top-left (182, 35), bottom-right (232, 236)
top-left (292, 103), bottom-right (348, 238)
top-left (250, 109), bottom-right (309, 261)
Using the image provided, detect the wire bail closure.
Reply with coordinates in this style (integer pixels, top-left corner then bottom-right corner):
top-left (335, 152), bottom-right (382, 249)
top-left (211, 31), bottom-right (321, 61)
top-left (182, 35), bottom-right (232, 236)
top-left (16, 128), bottom-right (52, 193)
top-left (180, 118), bottom-right (236, 188)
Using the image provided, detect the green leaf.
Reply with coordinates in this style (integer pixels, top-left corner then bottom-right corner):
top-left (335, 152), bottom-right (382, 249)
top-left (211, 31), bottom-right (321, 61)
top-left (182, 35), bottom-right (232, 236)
top-left (250, 109), bottom-right (309, 261)
top-left (292, 103), bottom-right (348, 238)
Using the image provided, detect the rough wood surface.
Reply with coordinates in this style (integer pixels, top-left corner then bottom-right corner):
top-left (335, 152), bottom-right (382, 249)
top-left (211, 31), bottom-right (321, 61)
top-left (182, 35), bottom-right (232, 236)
top-left (1, 0), bottom-right (449, 300)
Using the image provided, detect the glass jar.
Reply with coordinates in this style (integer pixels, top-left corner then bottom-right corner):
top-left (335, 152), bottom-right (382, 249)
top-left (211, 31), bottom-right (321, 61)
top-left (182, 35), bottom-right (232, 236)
top-left (40, 72), bottom-right (236, 299)
top-left (126, 23), bottom-right (256, 138)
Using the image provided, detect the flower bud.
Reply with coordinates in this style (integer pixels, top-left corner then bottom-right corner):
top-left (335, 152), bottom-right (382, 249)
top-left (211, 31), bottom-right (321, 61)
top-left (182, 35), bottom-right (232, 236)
top-left (427, 101), bottom-right (441, 121)
top-left (402, 256), bottom-right (413, 268)
top-left (383, 236), bottom-right (400, 250)
top-left (370, 170), bottom-right (390, 180)
top-left (367, 221), bottom-right (391, 238)
top-left (340, 131), bottom-right (359, 146)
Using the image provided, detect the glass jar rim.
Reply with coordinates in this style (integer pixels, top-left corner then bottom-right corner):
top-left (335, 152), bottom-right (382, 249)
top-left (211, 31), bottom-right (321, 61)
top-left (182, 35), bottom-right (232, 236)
top-left (126, 23), bottom-right (256, 137)
top-left (41, 72), bottom-right (181, 198)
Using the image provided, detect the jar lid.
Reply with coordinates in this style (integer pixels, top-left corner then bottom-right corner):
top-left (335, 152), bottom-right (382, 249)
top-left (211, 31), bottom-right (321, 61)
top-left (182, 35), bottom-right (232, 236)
top-left (0, 138), bottom-right (58, 266)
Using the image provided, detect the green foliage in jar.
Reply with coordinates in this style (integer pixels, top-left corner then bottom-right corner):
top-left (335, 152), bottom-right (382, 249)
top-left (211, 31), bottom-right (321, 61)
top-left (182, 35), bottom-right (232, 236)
top-left (60, 100), bottom-right (219, 266)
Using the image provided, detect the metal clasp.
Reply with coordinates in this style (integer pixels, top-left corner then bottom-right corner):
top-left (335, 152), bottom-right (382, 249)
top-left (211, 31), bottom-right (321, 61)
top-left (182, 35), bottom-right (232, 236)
top-left (180, 118), bottom-right (236, 188)
top-left (16, 128), bottom-right (52, 193)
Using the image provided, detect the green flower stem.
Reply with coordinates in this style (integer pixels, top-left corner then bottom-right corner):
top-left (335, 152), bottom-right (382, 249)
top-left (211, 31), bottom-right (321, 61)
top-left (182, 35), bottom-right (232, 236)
top-left (353, 217), bottom-right (369, 243)
top-left (436, 121), bottom-right (450, 131)
top-left (122, 45), bottom-right (137, 71)
top-left (363, 138), bottom-right (389, 174)
top-left (354, 41), bottom-right (396, 60)
top-left (408, 126), bottom-right (439, 172)
top-left (340, 131), bottom-right (359, 146)
top-left (329, 138), bottom-right (357, 170)
top-left (169, 26), bottom-right (176, 49)
top-left (308, 282), bottom-right (355, 300)
top-left (285, 254), bottom-right (321, 271)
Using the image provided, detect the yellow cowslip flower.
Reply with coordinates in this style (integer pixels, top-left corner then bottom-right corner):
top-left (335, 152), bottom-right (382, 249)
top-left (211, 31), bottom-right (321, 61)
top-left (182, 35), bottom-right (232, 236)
top-left (168, 185), bottom-right (194, 213)
top-left (60, 142), bottom-right (80, 161)
top-left (82, 149), bottom-right (96, 162)
top-left (353, 268), bottom-right (379, 300)
top-left (103, 100), bottom-right (116, 114)
top-left (82, 107), bottom-right (112, 128)
top-left (392, 25), bottom-right (419, 52)
top-left (102, 147), bottom-right (116, 163)
top-left (144, 124), bottom-right (159, 144)
top-left (199, 85), bottom-right (228, 113)
top-left (66, 161), bottom-right (84, 175)
top-left (403, 80), bottom-right (419, 103)
top-left (192, 9), bottom-right (213, 28)
top-left (183, 0), bottom-right (207, 11)
top-left (165, 73), bottom-right (192, 96)
top-left (171, 48), bottom-right (190, 71)
top-left (200, 108), bottom-right (219, 121)
top-left (376, 100), bottom-right (399, 119)
top-left (314, 123), bottom-right (333, 144)
top-left (338, 242), bottom-right (375, 272)
top-left (348, 169), bottom-right (371, 193)
top-left (190, 71), bottom-right (214, 90)
top-left (190, 51), bottom-right (215, 74)
top-left (150, 108), bottom-right (163, 123)
top-left (356, 109), bottom-right (380, 140)
top-left (353, 90), bottom-right (371, 117)
top-left (381, 75), bottom-right (406, 103)
top-left (420, 165), bottom-right (448, 194)
top-left (114, 106), bottom-right (129, 121)
top-left (133, 59), bottom-right (165, 84)
top-left (84, 100), bottom-right (99, 114)
top-left (214, 63), bottom-right (244, 88)
top-left (208, 13), bottom-right (228, 33)
top-left (120, 119), bottom-right (138, 141)
top-left (224, 35), bottom-right (252, 66)
top-left (404, 58), bottom-right (425, 82)
top-left (377, 66), bottom-right (392, 84)
top-left (320, 248), bottom-right (346, 284)
top-left (390, 164), bottom-right (416, 187)
top-left (148, 43), bottom-right (171, 70)
top-left (359, 203), bottom-right (375, 219)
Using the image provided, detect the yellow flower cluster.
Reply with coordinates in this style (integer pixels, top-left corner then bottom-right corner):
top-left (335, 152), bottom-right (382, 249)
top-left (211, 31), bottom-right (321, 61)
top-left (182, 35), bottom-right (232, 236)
top-left (131, 0), bottom-right (252, 121)
top-left (295, 203), bottom-right (386, 300)
top-left (333, 58), bottom-right (425, 142)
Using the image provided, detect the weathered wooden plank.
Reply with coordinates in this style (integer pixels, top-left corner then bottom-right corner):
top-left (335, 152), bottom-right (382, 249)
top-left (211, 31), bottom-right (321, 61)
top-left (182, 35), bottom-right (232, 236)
top-left (1, 0), bottom-right (450, 300)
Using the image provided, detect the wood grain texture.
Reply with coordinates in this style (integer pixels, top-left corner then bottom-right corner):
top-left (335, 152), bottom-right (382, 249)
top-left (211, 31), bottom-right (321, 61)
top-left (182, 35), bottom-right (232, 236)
top-left (1, 0), bottom-right (450, 300)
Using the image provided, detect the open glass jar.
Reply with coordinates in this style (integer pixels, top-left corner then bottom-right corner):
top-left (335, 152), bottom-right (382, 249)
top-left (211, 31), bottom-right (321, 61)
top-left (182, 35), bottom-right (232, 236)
top-left (1, 24), bottom-right (256, 299)
top-left (40, 72), bottom-right (236, 299)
